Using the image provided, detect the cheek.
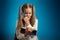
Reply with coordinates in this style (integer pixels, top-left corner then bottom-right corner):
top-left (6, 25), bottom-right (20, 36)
top-left (24, 14), bottom-right (27, 17)
top-left (30, 14), bottom-right (32, 17)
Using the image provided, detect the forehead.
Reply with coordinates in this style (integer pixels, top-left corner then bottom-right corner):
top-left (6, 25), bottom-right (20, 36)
top-left (24, 8), bottom-right (32, 13)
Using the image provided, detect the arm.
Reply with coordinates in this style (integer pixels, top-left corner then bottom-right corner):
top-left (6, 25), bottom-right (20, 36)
top-left (33, 19), bottom-right (38, 31)
top-left (25, 19), bottom-right (38, 35)
top-left (27, 19), bottom-right (38, 31)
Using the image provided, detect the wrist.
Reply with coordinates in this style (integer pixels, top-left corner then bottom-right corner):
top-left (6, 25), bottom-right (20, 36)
top-left (26, 21), bottom-right (30, 26)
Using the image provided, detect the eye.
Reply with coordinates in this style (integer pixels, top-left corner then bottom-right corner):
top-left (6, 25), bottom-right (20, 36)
top-left (29, 13), bottom-right (31, 14)
top-left (25, 13), bottom-right (28, 14)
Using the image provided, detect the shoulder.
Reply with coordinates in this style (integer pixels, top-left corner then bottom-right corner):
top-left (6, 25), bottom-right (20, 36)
top-left (35, 18), bottom-right (38, 23)
top-left (34, 18), bottom-right (38, 26)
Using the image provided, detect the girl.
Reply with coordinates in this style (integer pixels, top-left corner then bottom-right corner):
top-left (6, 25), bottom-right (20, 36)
top-left (15, 3), bottom-right (38, 40)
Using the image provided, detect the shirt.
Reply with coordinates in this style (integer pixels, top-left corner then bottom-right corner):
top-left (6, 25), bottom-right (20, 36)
top-left (16, 19), bottom-right (38, 31)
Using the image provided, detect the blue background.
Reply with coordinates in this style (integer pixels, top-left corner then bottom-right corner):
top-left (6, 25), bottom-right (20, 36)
top-left (0, 0), bottom-right (60, 40)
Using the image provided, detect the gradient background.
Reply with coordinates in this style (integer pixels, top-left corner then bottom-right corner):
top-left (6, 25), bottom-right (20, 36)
top-left (0, 0), bottom-right (60, 40)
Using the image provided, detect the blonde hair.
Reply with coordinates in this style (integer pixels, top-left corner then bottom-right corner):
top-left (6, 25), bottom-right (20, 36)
top-left (16, 3), bottom-right (36, 32)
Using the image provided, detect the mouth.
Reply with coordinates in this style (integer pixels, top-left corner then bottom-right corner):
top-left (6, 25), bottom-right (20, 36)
top-left (28, 16), bottom-right (30, 18)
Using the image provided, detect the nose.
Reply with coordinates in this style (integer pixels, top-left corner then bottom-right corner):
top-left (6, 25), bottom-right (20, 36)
top-left (27, 13), bottom-right (29, 16)
top-left (26, 13), bottom-right (29, 17)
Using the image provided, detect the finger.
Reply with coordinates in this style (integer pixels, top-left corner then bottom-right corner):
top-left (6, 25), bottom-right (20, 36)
top-left (28, 28), bottom-right (32, 32)
top-left (25, 17), bottom-right (29, 20)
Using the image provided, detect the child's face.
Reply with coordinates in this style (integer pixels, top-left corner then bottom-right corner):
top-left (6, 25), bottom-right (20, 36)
top-left (24, 8), bottom-right (32, 19)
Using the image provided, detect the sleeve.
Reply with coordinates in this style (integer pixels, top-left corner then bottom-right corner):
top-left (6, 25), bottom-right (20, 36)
top-left (33, 19), bottom-right (38, 31)
top-left (27, 19), bottom-right (38, 31)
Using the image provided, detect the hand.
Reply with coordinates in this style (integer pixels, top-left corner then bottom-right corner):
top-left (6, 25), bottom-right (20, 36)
top-left (25, 28), bottom-right (30, 37)
top-left (23, 17), bottom-right (30, 25)
top-left (24, 28), bottom-right (33, 37)
top-left (27, 28), bottom-right (33, 32)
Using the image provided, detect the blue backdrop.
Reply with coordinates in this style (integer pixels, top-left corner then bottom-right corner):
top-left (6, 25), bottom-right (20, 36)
top-left (1, 0), bottom-right (59, 40)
